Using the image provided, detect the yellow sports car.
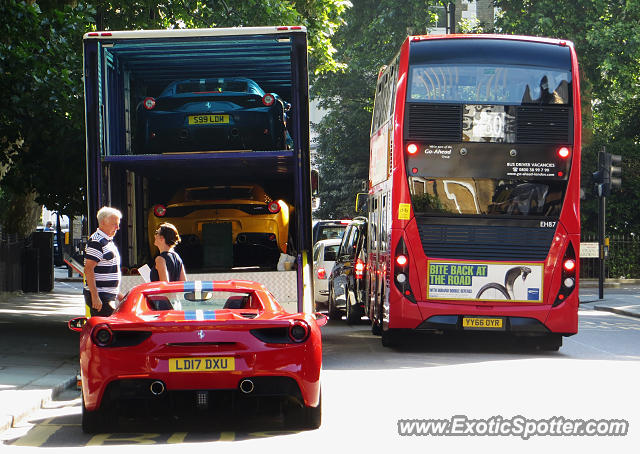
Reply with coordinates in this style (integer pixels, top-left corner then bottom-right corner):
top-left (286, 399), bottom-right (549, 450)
top-left (148, 185), bottom-right (292, 269)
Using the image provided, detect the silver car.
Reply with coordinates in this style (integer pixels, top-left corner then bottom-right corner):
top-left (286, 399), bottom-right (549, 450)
top-left (313, 239), bottom-right (342, 307)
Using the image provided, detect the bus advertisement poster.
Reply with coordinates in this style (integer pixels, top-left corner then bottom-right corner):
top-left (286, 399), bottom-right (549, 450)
top-left (427, 261), bottom-right (543, 303)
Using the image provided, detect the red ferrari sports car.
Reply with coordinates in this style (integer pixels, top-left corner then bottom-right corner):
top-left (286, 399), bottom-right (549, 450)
top-left (69, 280), bottom-right (325, 433)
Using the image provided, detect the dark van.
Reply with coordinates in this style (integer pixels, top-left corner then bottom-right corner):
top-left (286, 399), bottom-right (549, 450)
top-left (327, 217), bottom-right (368, 324)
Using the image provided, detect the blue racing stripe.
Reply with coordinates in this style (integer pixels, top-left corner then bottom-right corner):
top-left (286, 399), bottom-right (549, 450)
top-left (204, 310), bottom-right (216, 320)
top-left (183, 281), bottom-right (215, 292)
top-left (184, 311), bottom-right (197, 320)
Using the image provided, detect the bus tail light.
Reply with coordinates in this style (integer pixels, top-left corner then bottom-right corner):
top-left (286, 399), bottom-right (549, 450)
top-left (394, 237), bottom-right (416, 303)
top-left (554, 242), bottom-right (577, 306)
top-left (355, 259), bottom-right (365, 280)
top-left (563, 258), bottom-right (576, 272)
top-left (557, 146), bottom-right (571, 159)
top-left (406, 143), bottom-right (419, 155)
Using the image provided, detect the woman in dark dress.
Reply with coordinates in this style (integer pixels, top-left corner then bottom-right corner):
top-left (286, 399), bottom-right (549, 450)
top-left (150, 223), bottom-right (187, 282)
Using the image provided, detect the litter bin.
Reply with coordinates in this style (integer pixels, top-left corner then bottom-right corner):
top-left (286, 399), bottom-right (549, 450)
top-left (30, 231), bottom-right (54, 292)
top-left (22, 247), bottom-right (40, 292)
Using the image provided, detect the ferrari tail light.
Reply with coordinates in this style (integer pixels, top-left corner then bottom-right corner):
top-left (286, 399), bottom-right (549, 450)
top-left (267, 202), bottom-right (281, 213)
top-left (143, 97), bottom-right (156, 110)
top-left (289, 320), bottom-right (310, 343)
top-left (91, 328), bottom-right (151, 348)
top-left (554, 242), bottom-right (577, 306)
top-left (153, 204), bottom-right (167, 217)
top-left (91, 324), bottom-right (113, 347)
top-left (355, 259), bottom-right (365, 280)
top-left (317, 267), bottom-right (327, 280)
top-left (262, 93), bottom-right (275, 106)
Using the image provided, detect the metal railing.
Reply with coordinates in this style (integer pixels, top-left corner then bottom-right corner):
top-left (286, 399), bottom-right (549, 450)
top-left (580, 234), bottom-right (640, 279)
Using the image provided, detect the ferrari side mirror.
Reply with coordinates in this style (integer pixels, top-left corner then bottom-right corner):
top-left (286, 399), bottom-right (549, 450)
top-left (68, 317), bottom-right (88, 332)
top-left (314, 312), bottom-right (328, 327)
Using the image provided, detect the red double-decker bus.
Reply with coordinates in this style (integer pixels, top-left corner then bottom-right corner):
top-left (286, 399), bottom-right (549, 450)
top-left (367, 35), bottom-right (581, 350)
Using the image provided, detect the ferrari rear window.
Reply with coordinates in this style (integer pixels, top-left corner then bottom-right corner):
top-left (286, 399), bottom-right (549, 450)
top-left (175, 79), bottom-right (249, 94)
top-left (185, 187), bottom-right (258, 201)
top-left (146, 291), bottom-right (256, 311)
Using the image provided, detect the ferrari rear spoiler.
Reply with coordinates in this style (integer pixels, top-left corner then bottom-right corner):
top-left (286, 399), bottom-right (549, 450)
top-left (107, 317), bottom-right (300, 332)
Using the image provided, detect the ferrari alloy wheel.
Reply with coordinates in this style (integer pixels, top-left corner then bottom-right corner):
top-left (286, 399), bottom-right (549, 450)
top-left (286, 390), bottom-right (322, 430)
top-left (303, 390), bottom-right (322, 430)
top-left (81, 395), bottom-right (103, 434)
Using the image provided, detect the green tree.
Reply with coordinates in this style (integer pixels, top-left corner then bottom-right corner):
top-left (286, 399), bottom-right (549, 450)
top-left (494, 0), bottom-right (640, 237)
top-left (0, 0), bottom-right (348, 235)
top-left (0, 1), bottom-right (92, 235)
top-left (91, 0), bottom-right (349, 76)
top-left (311, 0), bottom-right (442, 218)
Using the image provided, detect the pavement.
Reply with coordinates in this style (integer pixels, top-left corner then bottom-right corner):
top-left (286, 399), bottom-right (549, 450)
top-left (0, 266), bottom-right (85, 433)
top-left (580, 278), bottom-right (640, 318)
top-left (0, 270), bottom-right (638, 434)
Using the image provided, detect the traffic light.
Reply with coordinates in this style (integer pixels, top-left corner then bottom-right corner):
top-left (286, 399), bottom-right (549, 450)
top-left (607, 152), bottom-right (622, 190)
top-left (593, 150), bottom-right (622, 197)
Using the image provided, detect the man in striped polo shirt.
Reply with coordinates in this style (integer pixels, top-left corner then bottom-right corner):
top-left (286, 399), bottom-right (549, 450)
top-left (84, 207), bottom-right (123, 317)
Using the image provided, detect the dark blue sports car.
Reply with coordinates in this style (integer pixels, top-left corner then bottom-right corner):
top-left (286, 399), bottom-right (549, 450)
top-left (136, 77), bottom-right (290, 153)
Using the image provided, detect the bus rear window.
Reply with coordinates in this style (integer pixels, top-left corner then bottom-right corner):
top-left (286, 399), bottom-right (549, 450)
top-left (409, 65), bottom-right (571, 105)
top-left (408, 177), bottom-right (565, 218)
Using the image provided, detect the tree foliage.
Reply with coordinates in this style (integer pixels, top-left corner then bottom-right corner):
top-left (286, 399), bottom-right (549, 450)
top-left (494, 0), bottom-right (640, 237)
top-left (0, 0), bottom-right (92, 234)
top-left (90, 0), bottom-right (349, 73)
top-left (0, 0), bottom-right (347, 234)
top-left (312, 0), bottom-right (441, 218)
